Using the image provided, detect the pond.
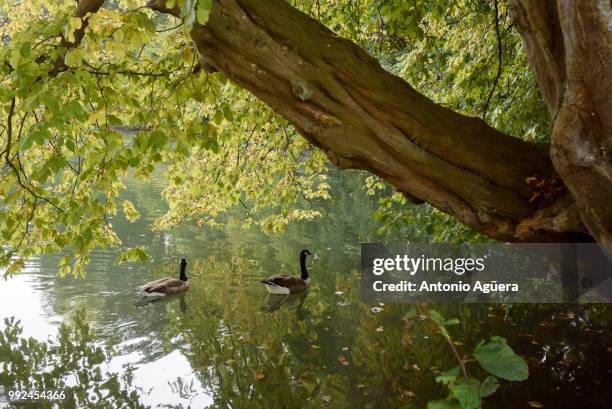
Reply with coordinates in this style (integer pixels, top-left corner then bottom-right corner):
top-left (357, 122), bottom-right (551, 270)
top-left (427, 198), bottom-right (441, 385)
top-left (0, 172), bottom-right (610, 408)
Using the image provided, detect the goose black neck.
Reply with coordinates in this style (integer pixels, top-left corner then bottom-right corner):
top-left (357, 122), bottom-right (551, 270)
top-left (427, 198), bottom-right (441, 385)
top-left (179, 259), bottom-right (188, 281)
top-left (300, 253), bottom-right (309, 280)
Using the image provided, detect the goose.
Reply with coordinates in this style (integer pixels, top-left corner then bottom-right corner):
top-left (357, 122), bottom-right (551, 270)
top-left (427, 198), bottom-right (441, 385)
top-left (139, 258), bottom-right (189, 297)
top-left (261, 249), bottom-right (313, 294)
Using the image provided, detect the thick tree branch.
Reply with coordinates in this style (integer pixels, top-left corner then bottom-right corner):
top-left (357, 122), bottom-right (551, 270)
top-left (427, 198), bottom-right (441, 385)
top-left (150, 0), bottom-right (592, 243)
top-left (510, 0), bottom-right (612, 247)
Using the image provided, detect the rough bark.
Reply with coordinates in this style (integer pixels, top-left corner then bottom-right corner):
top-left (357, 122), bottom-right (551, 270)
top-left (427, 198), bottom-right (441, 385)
top-left (149, 0), bottom-right (596, 243)
top-left (509, 0), bottom-right (612, 245)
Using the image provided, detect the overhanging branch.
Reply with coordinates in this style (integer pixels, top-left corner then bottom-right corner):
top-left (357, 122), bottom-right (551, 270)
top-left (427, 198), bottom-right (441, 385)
top-left (148, 0), bottom-right (591, 243)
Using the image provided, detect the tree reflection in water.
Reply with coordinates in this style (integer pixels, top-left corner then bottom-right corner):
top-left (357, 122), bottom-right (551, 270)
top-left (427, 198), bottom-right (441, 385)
top-left (0, 311), bottom-right (146, 409)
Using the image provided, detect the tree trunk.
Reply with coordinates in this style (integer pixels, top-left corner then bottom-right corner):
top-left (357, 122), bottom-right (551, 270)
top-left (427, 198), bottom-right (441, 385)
top-left (149, 0), bottom-right (601, 243)
top-left (509, 0), bottom-right (612, 246)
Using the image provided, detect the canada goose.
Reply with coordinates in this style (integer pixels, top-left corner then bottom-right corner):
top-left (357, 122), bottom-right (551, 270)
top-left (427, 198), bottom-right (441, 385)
top-left (139, 258), bottom-right (189, 297)
top-left (261, 249), bottom-right (312, 294)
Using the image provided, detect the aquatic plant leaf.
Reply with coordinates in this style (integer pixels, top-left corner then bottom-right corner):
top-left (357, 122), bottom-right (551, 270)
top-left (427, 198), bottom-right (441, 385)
top-left (435, 366), bottom-right (460, 385)
top-left (479, 376), bottom-right (499, 398)
top-left (474, 336), bottom-right (528, 381)
top-left (449, 378), bottom-right (480, 409)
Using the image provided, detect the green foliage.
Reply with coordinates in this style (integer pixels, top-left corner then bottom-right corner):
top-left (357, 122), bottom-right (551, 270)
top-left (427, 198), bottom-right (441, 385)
top-left (366, 183), bottom-right (488, 244)
top-left (116, 246), bottom-right (150, 264)
top-left (0, 0), bottom-right (328, 276)
top-left (0, 0), bottom-right (549, 275)
top-left (426, 309), bottom-right (527, 409)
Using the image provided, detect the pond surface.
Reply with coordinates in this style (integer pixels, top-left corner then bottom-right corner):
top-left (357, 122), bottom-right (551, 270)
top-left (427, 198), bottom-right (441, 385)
top-left (0, 172), bottom-right (610, 408)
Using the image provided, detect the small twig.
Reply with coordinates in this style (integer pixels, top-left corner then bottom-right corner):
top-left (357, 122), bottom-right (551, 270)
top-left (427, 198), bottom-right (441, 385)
top-left (482, 0), bottom-right (503, 121)
top-left (156, 22), bottom-right (183, 32)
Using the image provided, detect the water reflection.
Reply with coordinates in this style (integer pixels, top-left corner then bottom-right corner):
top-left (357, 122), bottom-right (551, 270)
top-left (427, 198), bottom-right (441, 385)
top-left (0, 171), bottom-right (610, 408)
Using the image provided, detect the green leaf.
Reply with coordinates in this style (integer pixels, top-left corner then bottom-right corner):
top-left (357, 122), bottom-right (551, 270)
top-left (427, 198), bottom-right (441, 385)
top-left (429, 309), bottom-right (445, 325)
top-left (40, 92), bottom-right (59, 113)
top-left (20, 127), bottom-right (51, 150)
top-left (196, 0), bottom-right (212, 24)
top-left (449, 378), bottom-right (480, 409)
top-left (445, 318), bottom-right (459, 326)
top-left (474, 336), bottom-right (528, 381)
top-left (427, 399), bottom-right (462, 409)
top-left (117, 247), bottom-right (150, 264)
top-left (435, 366), bottom-right (460, 385)
top-left (479, 376), bottom-right (500, 398)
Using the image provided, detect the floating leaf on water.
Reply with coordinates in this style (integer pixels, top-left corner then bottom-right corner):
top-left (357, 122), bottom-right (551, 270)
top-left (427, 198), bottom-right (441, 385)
top-left (528, 401), bottom-right (544, 408)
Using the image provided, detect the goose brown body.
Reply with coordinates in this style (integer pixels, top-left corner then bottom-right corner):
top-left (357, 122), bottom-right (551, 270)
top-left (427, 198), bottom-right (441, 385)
top-left (261, 275), bottom-right (307, 293)
top-left (261, 250), bottom-right (312, 294)
top-left (140, 258), bottom-right (189, 296)
top-left (141, 277), bottom-right (188, 295)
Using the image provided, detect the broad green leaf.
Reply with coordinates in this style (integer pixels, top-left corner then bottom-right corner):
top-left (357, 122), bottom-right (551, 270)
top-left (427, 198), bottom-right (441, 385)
top-left (474, 336), bottom-right (528, 381)
top-left (449, 378), bottom-right (480, 409)
top-left (479, 376), bottom-right (499, 398)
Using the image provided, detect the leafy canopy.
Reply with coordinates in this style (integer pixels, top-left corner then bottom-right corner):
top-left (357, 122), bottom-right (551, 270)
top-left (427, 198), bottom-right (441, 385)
top-left (0, 0), bottom-right (545, 276)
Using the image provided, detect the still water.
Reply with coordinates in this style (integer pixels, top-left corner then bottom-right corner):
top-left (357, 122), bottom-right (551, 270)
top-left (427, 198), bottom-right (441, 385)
top-left (0, 172), bottom-right (610, 408)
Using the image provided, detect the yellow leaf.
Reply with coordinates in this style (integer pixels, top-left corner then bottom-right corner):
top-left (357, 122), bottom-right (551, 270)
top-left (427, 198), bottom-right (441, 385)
top-left (69, 17), bottom-right (83, 30)
top-left (122, 200), bottom-right (140, 222)
top-left (88, 111), bottom-right (104, 123)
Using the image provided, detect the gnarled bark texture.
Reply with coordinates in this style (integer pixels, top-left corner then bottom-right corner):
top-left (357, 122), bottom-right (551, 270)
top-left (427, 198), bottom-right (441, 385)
top-left (149, 0), bottom-right (608, 243)
top-left (509, 0), bottom-right (612, 246)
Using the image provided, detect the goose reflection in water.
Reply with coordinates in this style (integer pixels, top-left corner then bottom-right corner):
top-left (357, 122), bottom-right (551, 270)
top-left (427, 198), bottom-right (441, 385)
top-left (260, 290), bottom-right (308, 316)
top-left (135, 293), bottom-right (188, 314)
